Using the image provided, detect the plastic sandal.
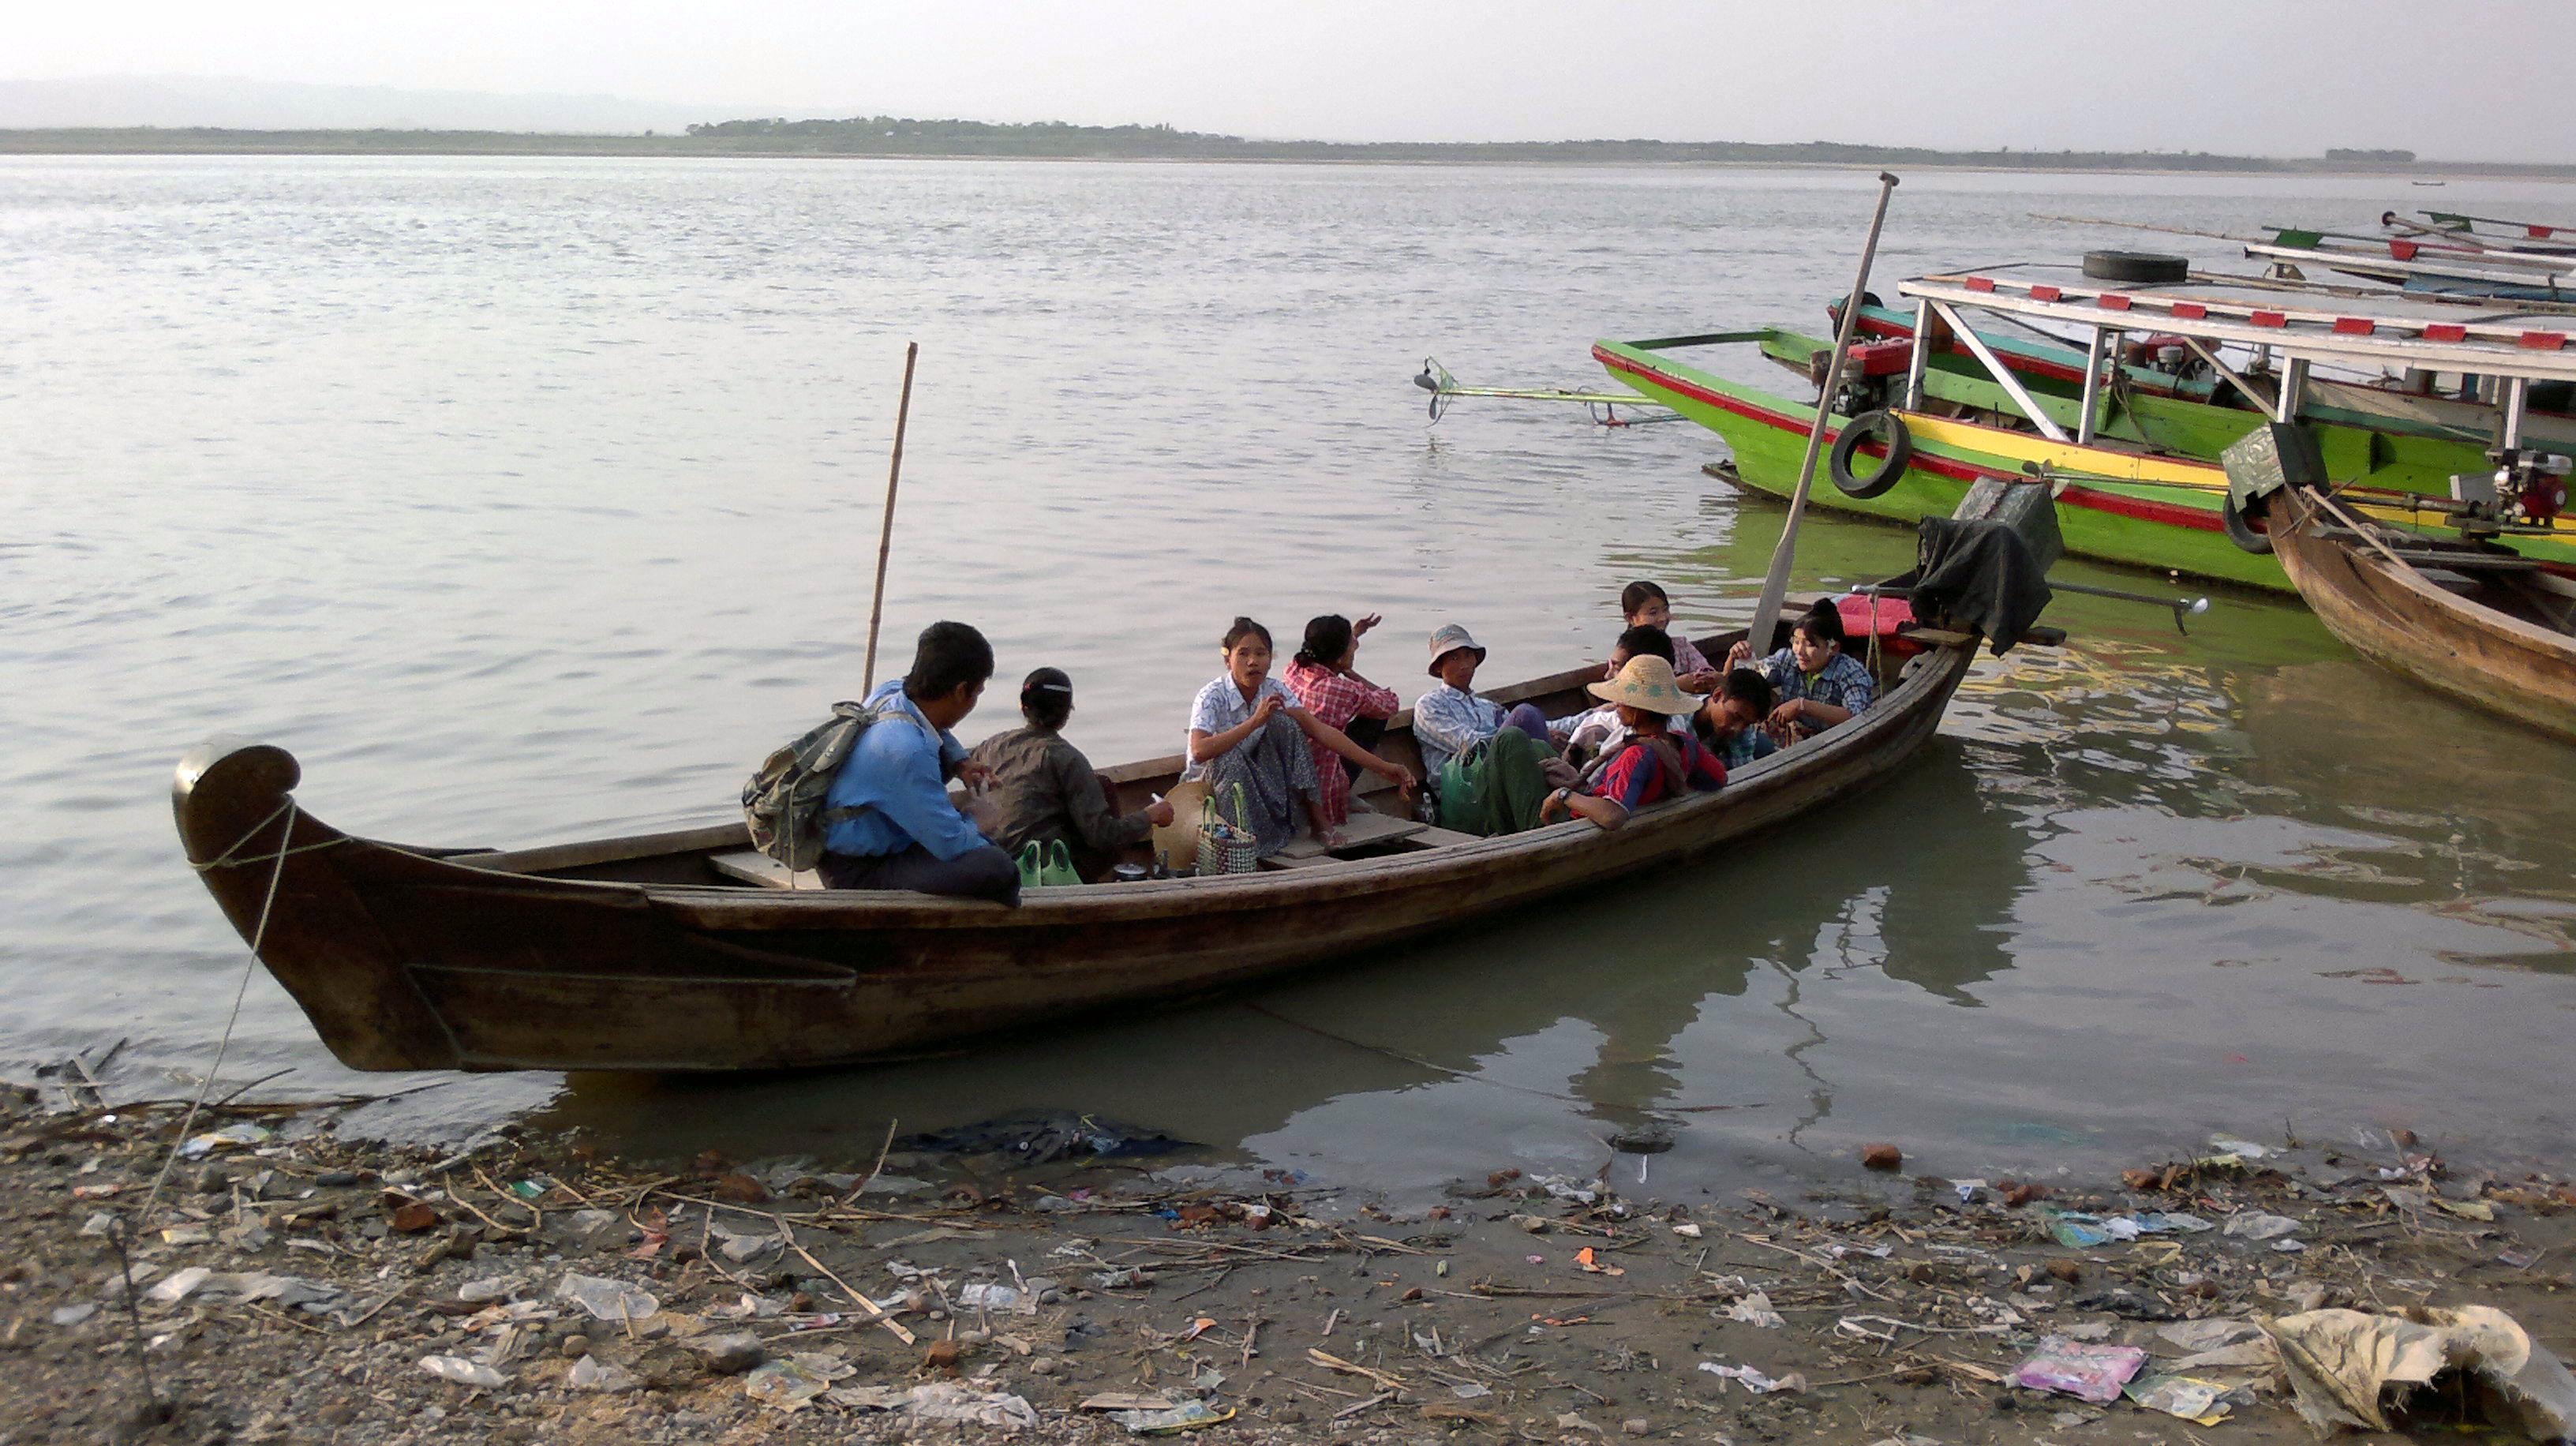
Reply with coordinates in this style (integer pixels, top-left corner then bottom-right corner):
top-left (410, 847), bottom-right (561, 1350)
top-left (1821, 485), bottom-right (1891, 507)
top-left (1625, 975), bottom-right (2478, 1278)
top-left (1041, 838), bottom-right (1081, 887)
top-left (1016, 841), bottom-right (1045, 891)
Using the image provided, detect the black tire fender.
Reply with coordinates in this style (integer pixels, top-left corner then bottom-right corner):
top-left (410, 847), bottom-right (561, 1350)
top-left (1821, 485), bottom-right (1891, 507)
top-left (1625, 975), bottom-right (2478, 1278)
top-left (2082, 249), bottom-right (2190, 284)
top-left (1829, 410), bottom-right (1913, 499)
top-left (2222, 490), bottom-right (2275, 554)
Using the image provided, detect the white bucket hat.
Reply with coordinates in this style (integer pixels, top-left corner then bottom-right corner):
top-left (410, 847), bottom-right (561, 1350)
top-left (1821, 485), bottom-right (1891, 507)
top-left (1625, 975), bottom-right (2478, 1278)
top-left (1425, 624), bottom-right (1488, 677)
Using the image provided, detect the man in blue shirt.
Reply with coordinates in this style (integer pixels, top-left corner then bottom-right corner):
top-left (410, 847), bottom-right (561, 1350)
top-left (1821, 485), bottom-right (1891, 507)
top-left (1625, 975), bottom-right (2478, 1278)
top-left (818, 621), bottom-right (1020, 904)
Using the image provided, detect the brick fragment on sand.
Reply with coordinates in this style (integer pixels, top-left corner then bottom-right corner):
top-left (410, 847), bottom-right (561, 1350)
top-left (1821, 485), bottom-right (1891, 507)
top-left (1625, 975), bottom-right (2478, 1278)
top-left (1861, 1143), bottom-right (1903, 1172)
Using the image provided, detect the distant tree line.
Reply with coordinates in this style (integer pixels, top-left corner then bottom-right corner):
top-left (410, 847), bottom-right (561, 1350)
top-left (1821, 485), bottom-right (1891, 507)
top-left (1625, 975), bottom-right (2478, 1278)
top-left (0, 120), bottom-right (2509, 175)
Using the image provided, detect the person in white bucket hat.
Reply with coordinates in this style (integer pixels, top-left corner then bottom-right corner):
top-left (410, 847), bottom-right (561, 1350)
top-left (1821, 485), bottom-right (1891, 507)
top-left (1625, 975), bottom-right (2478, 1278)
top-left (1414, 624), bottom-right (1552, 779)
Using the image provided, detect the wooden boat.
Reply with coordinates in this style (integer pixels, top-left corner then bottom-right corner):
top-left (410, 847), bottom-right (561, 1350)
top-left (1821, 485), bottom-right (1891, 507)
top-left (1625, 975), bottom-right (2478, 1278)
top-left (175, 616), bottom-right (1990, 1074)
top-left (2260, 484), bottom-right (2576, 741)
top-left (1599, 270), bottom-right (2576, 594)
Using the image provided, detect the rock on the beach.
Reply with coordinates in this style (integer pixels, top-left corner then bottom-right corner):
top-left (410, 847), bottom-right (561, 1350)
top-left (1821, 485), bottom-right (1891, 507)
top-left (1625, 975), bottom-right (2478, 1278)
top-left (1862, 1143), bottom-right (1904, 1172)
top-left (689, 1332), bottom-right (766, 1375)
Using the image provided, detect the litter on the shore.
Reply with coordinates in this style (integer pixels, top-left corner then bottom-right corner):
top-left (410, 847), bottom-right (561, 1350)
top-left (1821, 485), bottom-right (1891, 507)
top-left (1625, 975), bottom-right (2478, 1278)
top-left (1113, 1399), bottom-right (1236, 1433)
top-left (2222, 1210), bottom-right (2302, 1241)
top-left (2267, 1306), bottom-right (2576, 1440)
top-left (2008, 1336), bottom-right (2147, 1404)
top-left (555, 1270), bottom-right (658, 1321)
top-left (2124, 1373), bottom-right (2236, 1424)
top-left (417, 1354), bottom-right (507, 1388)
top-left (1698, 1360), bottom-right (1807, 1394)
top-left (1725, 1291), bottom-right (1785, 1328)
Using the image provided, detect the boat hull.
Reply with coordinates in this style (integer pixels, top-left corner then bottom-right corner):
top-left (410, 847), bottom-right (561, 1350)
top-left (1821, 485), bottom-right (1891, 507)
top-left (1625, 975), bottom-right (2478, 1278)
top-left (174, 635), bottom-right (1978, 1074)
top-left (2269, 491), bottom-right (2576, 742)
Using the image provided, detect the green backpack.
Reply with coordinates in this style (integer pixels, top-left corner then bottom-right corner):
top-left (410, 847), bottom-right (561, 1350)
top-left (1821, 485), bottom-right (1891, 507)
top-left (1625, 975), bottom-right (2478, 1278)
top-left (1436, 728), bottom-right (1552, 837)
top-left (741, 702), bottom-right (926, 870)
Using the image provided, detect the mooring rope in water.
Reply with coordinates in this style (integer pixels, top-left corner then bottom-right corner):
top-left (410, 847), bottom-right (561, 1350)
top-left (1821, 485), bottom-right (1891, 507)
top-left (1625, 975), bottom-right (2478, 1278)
top-left (114, 798), bottom-right (312, 1418)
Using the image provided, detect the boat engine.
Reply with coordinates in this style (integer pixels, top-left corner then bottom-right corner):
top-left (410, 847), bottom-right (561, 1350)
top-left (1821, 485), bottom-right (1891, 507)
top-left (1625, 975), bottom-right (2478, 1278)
top-left (2451, 448), bottom-right (2572, 529)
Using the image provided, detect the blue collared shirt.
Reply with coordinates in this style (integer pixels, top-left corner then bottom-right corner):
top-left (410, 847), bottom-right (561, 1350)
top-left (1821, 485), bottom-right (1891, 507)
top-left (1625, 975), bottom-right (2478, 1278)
top-left (821, 680), bottom-right (984, 861)
top-left (1412, 683), bottom-right (1503, 778)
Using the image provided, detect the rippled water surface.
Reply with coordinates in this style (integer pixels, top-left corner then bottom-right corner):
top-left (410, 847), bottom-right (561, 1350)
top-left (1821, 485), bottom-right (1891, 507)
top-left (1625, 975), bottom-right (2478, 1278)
top-left (6, 156), bottom-right (2574, 1191)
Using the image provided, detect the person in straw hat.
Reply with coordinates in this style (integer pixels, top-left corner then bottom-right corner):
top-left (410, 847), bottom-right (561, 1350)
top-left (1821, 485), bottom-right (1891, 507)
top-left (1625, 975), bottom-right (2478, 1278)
top-left (1537, 653), bottom-right (1727, 832)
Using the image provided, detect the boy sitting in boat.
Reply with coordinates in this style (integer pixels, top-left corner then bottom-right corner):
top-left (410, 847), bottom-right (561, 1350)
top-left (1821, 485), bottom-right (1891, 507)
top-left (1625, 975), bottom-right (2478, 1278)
top-left (970, 667), bottom-right (1176, 882)
top-left (818, 621), bottom-right (1021, 903)
top-left (1551, 624), bottom-right (1687, 768)
top-left (1185, 617), bottom-right (1413, 858)
top-left (1724, 601), bottom-right (1875, 744)
top-left (1621, 581), bottom-right (1720, 692)
top-left (1692, 669), bottom-right (1781, 770)
top-left (1537, 655), bottom-right (1726, 832)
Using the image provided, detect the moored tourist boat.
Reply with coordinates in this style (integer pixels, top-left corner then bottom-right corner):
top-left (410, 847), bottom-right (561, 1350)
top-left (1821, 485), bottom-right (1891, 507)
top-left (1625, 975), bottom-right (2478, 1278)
top-left (1599, 265), bottom-right (2576, 592)
top-left (176, 595), bottom-right (2031, 1075)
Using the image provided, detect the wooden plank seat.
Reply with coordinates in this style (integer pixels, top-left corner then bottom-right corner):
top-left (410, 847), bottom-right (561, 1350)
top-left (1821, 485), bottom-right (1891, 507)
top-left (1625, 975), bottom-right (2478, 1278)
top-left (1272, 809), bottom-right (1425, 859)
top-left (709, 851), bottom-right (820, 890)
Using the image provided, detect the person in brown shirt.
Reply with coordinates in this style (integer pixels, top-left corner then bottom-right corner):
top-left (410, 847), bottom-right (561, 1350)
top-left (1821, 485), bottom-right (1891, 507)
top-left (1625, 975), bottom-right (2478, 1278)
top-left (968, 668), bottom-right (1176, 882)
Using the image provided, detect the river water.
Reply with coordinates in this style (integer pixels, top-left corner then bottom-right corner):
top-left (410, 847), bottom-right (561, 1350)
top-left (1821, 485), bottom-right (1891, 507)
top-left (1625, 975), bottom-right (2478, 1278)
top-left (6, 156), bottom-right (2573, 1195)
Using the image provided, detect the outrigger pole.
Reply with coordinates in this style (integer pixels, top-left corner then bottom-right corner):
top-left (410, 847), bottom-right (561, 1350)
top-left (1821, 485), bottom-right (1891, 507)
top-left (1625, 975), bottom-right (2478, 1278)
top-left (1412, 358), bottom-right (1679, 426)
top-left (1747, 172), bottom-right (1900, 657)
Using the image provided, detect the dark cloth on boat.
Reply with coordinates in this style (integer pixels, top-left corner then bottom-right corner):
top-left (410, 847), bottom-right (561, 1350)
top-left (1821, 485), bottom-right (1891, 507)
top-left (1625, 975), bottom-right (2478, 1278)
top-left (1894, 515), bottom-right (2054, 657)
top-left (820, 841), bottom-right (1020, 904)
top-left (1339, 715), bottom-right (1387, 783)
top-left (967, 724), bottom-right (1155, 881)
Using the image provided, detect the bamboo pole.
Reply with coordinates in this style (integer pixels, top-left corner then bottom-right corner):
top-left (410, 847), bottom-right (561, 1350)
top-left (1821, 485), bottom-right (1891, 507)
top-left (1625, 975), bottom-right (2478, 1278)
top-left (861, 343), bottom-right (920, 693)
top-left (1747, 174), bottom-right (1899, 660)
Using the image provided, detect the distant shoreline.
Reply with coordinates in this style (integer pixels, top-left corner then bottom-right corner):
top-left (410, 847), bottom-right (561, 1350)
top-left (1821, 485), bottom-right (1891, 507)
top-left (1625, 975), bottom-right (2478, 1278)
top-left (4, 126), bottom-right (2573, 180)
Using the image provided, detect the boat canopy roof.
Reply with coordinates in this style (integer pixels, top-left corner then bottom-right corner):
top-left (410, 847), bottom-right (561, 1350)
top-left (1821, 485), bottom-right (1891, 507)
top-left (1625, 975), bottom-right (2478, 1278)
top-left (1898, 264), bottom-right (2576, 383)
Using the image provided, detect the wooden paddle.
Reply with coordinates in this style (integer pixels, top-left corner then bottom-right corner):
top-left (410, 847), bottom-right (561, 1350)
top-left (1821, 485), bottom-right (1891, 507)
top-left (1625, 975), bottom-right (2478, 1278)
top-left (1747, 174), bottom-right (1899, 661)
top-left (861, 342), bottom-right (920, 693)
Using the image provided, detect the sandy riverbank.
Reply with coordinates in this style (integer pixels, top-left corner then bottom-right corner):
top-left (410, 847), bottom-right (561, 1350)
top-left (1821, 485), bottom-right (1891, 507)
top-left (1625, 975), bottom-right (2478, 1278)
top-left (6, 1083), bottom-right (2571, 1446)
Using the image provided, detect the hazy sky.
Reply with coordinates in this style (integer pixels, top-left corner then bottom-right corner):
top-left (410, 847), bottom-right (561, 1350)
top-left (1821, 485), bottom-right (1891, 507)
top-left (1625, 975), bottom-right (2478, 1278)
top-left (9, 0), bottom-right (2572, 160)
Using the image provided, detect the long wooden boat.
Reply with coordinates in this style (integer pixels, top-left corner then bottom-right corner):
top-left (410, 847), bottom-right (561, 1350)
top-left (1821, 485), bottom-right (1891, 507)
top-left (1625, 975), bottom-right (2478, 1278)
top-left (176, 617), bottom-right (1985, 1074)
top-left (1600, 272), bottom-right (2576, 594)
top-left (2263, 485), bottom-right (2576, 741)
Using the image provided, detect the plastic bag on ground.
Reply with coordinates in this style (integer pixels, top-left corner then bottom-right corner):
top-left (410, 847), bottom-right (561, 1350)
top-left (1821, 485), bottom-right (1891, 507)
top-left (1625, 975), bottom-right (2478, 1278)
top-left (744, 1357), bottom-right (833, 1410)
top-left (1726, 1291), bottom-right (1785, 1329)
top-left (2222, 1211), bottom-right (2301, 1241)
top-left (904, 1381), bottom-right (1040, 1431)
top-left (1114, 1399), bottom-right (1236, 1434)
top-left (2009, 1337), bottom-right (2147, 1404)
top-left (567, 1355), bottom-right (638, 1392)
top-left (419, 1355), bottom-right (507, 1388)
top-left (2125, 1374), bottom-right (2234, 1425)
top-left (2159, 1317), bottom-right (2263, 1353)
top-left (1698, 1362), bottom-right (1807, 1395)
top-left (2267, 1306), bottom-right (2576, 1440)
top-left (555, 1271), bottom-right (659, 1322)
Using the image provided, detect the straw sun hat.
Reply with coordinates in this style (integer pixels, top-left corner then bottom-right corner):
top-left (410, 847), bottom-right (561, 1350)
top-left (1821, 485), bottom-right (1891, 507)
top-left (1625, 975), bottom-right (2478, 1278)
top-left (1586, 654), bottom-right (1698, 716)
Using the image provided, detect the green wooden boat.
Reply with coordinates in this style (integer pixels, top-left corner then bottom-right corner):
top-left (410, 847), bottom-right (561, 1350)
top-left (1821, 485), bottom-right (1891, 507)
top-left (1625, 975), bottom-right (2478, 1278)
top-left (1593, 333), bottom-right (2300, 590)
top-left (1595, 329), bottom-right (2576, 593)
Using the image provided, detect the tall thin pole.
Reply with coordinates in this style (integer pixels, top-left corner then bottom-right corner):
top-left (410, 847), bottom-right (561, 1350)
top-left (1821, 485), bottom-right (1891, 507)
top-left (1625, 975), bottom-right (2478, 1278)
top-left (1747, 174), bottom-right (1899, 660)
top-left (861, 342), bottom-right (920, 693)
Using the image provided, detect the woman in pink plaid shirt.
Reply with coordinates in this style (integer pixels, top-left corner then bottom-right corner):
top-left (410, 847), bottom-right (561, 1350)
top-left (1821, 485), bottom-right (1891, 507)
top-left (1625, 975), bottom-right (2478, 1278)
top-left (1282, 612), bottom-right (1403, 829)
